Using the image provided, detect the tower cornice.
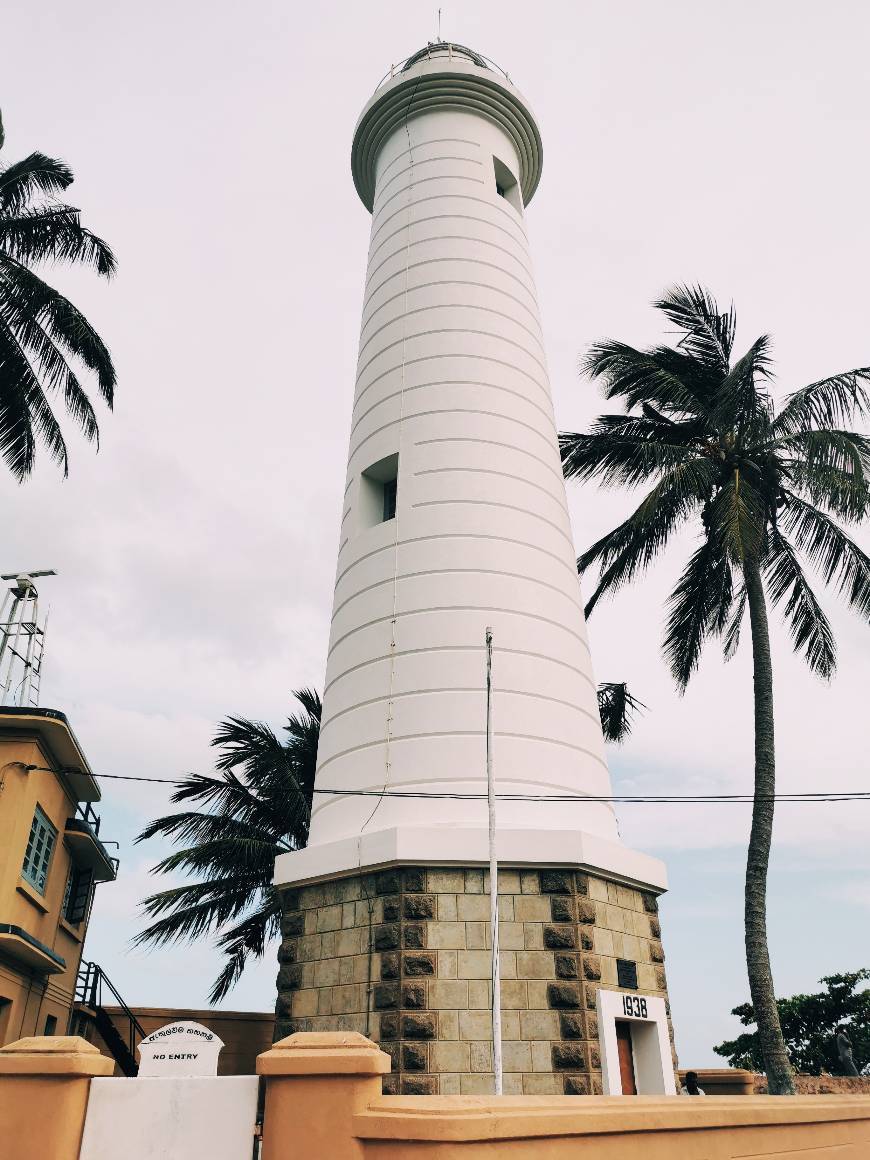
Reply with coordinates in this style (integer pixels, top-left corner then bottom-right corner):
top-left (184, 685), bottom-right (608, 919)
top-left (351, 53), bottom-right (543, 212)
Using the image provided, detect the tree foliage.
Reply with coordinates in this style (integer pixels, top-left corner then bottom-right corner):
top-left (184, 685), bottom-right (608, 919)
top-left (714, 970), bottom-right (870, 1075)
top-left (0, 113), bottom-right (116, 480)
top-left (561, 286), bottom-right (870, 686)
top-left (134, 690), bottom-right (320, 1002)
top-left (596, 681), bottom-right (645, 743)
top-left (560, 285), bottom-right (870, 1094)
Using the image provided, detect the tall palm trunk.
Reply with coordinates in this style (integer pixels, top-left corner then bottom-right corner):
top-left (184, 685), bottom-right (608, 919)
top-left (743, 558), bottom-right (796, 1095)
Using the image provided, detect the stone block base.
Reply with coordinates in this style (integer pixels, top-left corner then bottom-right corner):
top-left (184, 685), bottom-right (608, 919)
top-left (275, 865), bottom-right (673, 1095)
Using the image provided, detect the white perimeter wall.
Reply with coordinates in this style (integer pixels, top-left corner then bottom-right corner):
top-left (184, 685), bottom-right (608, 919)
top-left (308, 84), bottom-right (619, 849)
top-left (79, 1076), bottom-right (259, 1160)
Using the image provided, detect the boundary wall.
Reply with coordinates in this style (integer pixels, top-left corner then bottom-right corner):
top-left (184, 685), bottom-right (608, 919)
top-left (2, 1032), bottom-right (870, 1160)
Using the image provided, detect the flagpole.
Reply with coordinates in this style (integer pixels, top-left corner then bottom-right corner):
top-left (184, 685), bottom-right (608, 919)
top-left (485, 626), bottom-right (503, 1095)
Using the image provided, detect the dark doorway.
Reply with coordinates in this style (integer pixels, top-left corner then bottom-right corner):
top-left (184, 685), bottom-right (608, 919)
top-left (615, 1020), bottom-right (637, 1095)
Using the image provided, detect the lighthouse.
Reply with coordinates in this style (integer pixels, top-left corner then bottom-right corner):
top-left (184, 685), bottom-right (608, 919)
top-left (274, 42), bottom-right (675, 1097)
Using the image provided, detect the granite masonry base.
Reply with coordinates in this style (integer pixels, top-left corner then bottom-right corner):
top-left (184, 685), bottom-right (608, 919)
top-left (275, 866), bottom-right (675, 1096)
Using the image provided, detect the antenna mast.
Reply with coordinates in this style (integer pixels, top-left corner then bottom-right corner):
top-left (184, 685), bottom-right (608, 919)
top-left (0, 570), bottom-right (56, 707)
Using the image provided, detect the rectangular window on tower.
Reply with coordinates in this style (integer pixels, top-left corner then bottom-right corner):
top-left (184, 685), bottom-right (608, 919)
top-left (359, 453), bottom-right (399, 529)
top-left (617, 959), bottom-right (639, 990)
top-left (493, 156), bottom-right (522, 214)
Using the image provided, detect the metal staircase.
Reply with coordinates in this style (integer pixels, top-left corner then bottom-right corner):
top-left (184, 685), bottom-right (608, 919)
top-left (75, 961), bottom-right (145, 1076)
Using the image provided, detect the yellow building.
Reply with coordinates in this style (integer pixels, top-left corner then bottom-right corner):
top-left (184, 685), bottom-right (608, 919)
top-left (0, 707), bottom-right (116, 1045)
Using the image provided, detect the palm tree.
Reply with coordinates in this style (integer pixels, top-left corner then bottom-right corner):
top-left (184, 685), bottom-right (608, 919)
top-left (134, 690), bottom-right (321, 1002)
top-left (134, 682), bottom-right (638, 1001)
top-left (0, 113), bottom-right (116, 481)
top-left (559, 285), bottom-right (870, 1095)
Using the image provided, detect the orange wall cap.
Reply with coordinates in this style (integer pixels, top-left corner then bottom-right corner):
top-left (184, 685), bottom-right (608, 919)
top-left (258, 1031), bottom-right (392, 1077)
top-left (0, 1035), bottom-right (114, 1076)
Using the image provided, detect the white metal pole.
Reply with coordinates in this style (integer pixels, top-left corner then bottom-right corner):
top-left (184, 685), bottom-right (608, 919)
top-left (485, 626), bottom-right (503, 1095)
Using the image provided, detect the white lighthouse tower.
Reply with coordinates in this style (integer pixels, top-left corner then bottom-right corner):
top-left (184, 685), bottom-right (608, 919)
top-left (274, 42), bottom-right (673, 1098)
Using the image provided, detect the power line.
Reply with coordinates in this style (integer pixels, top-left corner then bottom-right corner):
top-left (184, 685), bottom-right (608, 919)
top-left (82, 770), bottom-right (870, 803)
top-left (313, 788), bottom-right (868, 803)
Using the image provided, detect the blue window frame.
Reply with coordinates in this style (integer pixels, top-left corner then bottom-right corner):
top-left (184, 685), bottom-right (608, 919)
top-left (21, 805), bottom-right (57, 894)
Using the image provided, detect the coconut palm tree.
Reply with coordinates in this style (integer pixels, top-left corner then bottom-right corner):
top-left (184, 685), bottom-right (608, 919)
top-left (560, 285), bottom-right (870, 1095)
top-left (0, 114), bottom-right (116, 481)
top-left (134, 689), bottom-right (321, 1002)
top-left (134, 682), bottom-right (638, 1001)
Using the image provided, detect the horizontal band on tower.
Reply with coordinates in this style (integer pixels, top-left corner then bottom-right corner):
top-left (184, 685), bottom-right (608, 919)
top-left (322, 643), bottom-right (598, 698)
top-left (318, 686), bottom-right (601, 737)
top-left (333, 532), bottom-right (582, 590)
top-left (330, 564), bottom-right (582, 623)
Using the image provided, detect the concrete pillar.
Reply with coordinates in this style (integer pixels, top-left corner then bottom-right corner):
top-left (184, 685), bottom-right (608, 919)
top-left (258, 1032), bottom-right (391, 1160)
top-left (0, 1035), bottom-right (113, 1160)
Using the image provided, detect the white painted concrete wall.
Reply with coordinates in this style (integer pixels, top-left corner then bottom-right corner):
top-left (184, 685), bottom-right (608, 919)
top-left (308, 49), bottom-right (619, 851)
top-left (79, 1076), bottom-right (259, 1160)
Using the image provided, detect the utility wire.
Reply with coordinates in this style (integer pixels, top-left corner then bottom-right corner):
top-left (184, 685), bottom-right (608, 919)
top-left (78, 770), bottom-right (870, 802)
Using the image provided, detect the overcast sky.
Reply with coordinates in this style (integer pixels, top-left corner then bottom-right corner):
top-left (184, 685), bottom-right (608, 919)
top-left (3, 0), bottom-right (868, 1067)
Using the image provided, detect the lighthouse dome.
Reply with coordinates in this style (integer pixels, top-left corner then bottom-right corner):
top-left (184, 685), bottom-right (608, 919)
top-left (351, 42), bottom-right (543, 212)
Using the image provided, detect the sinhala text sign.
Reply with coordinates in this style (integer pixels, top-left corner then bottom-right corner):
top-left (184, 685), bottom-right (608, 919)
top-left (137, 1020), bottom-right (224, 1076)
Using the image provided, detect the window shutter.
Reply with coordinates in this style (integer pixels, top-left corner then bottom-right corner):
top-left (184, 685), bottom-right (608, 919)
top-left (66, 867), bottom-right (94, 924)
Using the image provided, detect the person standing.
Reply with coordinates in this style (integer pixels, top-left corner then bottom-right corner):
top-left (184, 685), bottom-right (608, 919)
top-left (680, 1071), bottom-right (706, 1095)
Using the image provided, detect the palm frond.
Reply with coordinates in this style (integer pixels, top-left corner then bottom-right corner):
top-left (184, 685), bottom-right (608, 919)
top-left (560, 414), bottom-right (697, 487)
top-left (211, 715), bottom-right (289, 773)
top-left (0, 153), bottom-right (73, 213)
top-left (153, 836), bottom-right (282, 881)
top-left (654, 284), bottom-right (735, 374)
top-left (290, 687), bottom-right (322, 725)
top-left (138, 809), bottom-right (285, 856)
top-left (596, 682), bottom-right (645, 743)
top-left (765, 528), bottom-right (836, 678)
top-left (581, 340), bottom-right (713, 419)
top-left (711, 335), bottom-right (774, 439)
top-left (134, 882), bottom-right (264, 948)
top-left (0, 207), bottom-right (116, 275)
top-left (774, 368), bottom-right (870, 436)
top-left (1, 257), bottom-right (115, 401)
top-left (778, 492), bottom-right (870, 617)
top-left (0, 320), bottom-right (67, 478)
top-left (722, 585), bottom-right (747, 661)
top-left (773, 429), bottom-right (870, 520)
top-left (663, 540), bottom-right (733, 689)
top-left (707, 471), bottom-right (767, 563)
top-left (209, 898), bottom-right (282, 1003)
top-left (578, 459), bottom-right (715, 616)
top-left (0, 148), bottom-right (116, 481)
top-left (134, 690), bottom-right (320, 998)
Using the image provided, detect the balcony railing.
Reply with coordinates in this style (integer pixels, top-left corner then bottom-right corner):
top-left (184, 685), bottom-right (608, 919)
top-left (372, 42), bottom-right (514, 94)
top-left (64, 804), bottom-right (119, 882)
